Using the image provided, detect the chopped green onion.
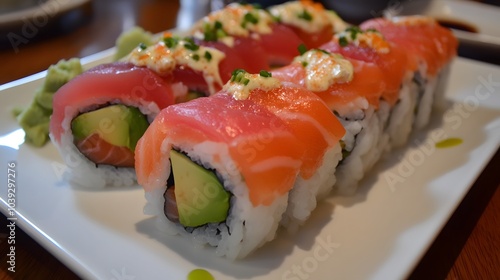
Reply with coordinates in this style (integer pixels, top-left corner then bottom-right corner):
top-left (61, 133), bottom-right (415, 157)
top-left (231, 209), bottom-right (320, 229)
top-left (138, 43), bottom-right (147, 50)
top-left (259, 70), bottom-right (272, 77)
top-left (297, 9), bottom-right (313, 22)
top-left (230, 69), bottom-right (252, 85)
top-left (163, 37), bottom-right (178, 48)
top-left (318, 49), bottom-right (330, 54)
top-left (301, 61), bottom-right (308, 67)
top-left (346, 26), bottom-right (362, 40)
top-left (232, 68), bottom-right (246, 76)
top-left (204, 21), bottom-right (226, 41)
top-left (204, 51), bottom-right (212, 61)
top-left (298, 44), bottom-right (308, 55)
top-left (184, 39), bottom-right (200, 51)
top-left (231, 69), bottom-right (247, 82)
top-left (203, 25), bottom-right (217, 42)
top-left (245, 13), bottom-right (259, 24)
top-left (338, 36), bottom-right (348, 47)
top-left (192, 54), bottom-right (200, 61)
top-left (241, 12), bottom-right (259, 28)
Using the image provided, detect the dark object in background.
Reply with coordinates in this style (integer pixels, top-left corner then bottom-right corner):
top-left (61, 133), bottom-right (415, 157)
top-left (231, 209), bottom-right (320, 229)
top-left (226, 0), bottom-right (397, 24)
top-left (0, 2), bottom-right (92, 51)
top-left (243, 0), bottom-right (289, 8)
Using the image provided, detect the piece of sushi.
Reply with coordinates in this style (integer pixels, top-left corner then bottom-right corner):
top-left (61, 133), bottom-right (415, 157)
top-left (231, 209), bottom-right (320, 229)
top-left (50, 62), bottom-right (176, 188)
top-left (272, 20), bottom-right (457, 195)
top-left (317, 27), bottom-right (419, 194)
top-left (361, 16), bottom-right (458, 129)
top-left (229, 70), bottom-right (345, 231)
top-left (321, 26), bottom-right (418, 148)
top-left (272, 47), bottom-right (393, 195)
top-left (135, 90), bottom-right (303, 259)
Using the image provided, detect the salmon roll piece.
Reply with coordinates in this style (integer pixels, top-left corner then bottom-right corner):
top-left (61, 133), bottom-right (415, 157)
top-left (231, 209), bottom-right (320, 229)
top-left (321, 26), bottom-right (416, 148)
top-left (50, 62), bottom-right (176, 188)
top-left (221, 69), bottom-right (345, 231)
top-left (135, 92), bottom-right (302, 259)
top-left (361, 16), bottom-right (458, 129)
top-left (272, 48), bottom-right (392, 195)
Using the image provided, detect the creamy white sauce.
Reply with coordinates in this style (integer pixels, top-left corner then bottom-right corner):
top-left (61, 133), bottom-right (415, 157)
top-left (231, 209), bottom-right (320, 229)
top-left (269, 1), bottom-right (330, 33)
top-left (294, 50), bottom-right (353, 92)
top-left (201, 3), bottom-right (274, 38)
top-left (223, 73), bottom-right (281, 100)
top-left (335, 30), bottom-right (390, 54)
top-left (127, 39), bottom-right (226, 94)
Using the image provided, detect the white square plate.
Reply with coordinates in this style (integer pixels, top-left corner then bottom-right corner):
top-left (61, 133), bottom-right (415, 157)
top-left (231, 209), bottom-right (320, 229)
top-left (1, 51), bottom-right (499, 279)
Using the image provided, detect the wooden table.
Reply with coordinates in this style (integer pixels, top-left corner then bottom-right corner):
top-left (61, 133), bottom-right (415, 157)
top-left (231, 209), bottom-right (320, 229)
top-left (0, 0), bottom-right (498, 279)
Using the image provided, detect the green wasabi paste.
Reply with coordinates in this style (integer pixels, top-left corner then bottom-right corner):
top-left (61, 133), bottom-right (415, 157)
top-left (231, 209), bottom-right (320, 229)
top-left (187, 269), bottom-right (215, 280)
top-left (113, 26), bottom-right (155, 61)
top-left (435, 137), bottom-right (463, 149)
top-left (15, 58), bottom-right (83, 146)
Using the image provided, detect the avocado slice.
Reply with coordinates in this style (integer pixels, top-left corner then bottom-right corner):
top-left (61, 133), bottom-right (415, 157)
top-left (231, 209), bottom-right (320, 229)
top-left (71, 104), bottom-right (149, 151)
top-left (170, 150), bottom-right (230, 227)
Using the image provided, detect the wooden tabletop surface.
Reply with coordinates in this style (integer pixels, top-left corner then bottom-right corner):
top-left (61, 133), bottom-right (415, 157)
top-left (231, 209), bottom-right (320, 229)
top-left (0, 0), bottom-right (499, 279)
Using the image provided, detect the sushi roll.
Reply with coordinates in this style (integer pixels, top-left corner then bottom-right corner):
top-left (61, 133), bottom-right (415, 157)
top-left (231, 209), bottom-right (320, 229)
top-left (190, 1), bottom-right (346, 69)
top-left (230, 70), bottom-right (345, 231)
top-left (50, 62), bottom-right (176, 188)
top-left (272, 20), bottom-right (457, 195)
top-left (321, 26), bottom-right (417, 149)
top-left (272, 47), bottom-right (392, 195)
top-left (135, 87), bottom-right (303, 259)
top-left (361, 16), bottom-right (458, 129)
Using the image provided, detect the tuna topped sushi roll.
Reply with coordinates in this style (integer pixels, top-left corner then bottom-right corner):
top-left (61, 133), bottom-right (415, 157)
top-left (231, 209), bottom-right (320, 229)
top-left (50, 62), bottom-right (176, 188)
top-left (127, 34), bottom-right (231, 98)
top-left (135, 86), bottom-right (303, 259)
top-left (268, 0), bottom-right (347, 49)
top-left (191, 1), bottom-right (341, 69)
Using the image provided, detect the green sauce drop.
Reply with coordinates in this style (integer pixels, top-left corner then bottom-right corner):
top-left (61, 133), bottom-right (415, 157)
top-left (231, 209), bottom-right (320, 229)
top-left (187, 269), bottom-right (214, 280)
top-left (435, 138), bottom-right (463, 148)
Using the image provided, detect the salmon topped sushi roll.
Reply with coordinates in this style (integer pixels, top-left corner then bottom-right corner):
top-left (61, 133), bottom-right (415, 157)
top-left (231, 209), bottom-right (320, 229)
top-left (272, 46), bottom-right (395, 195)
top-left (361, 16), bottom-right (458, 128)
top-left (321, 26), bottom-right (417, 148)
top-left (268, 0), bottom-right (348, 49)
top-left (50, 62), bottom-right (176, 188)
top-left (135, 84), bottom-right (303, 259)
top-left (221, 69), bottom-right (345, 231)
